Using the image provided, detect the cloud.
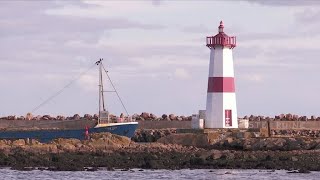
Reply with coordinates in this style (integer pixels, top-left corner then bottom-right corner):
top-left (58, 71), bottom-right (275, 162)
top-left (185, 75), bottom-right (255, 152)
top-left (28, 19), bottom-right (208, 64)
top-left (174, 68), bottom-right (190, 79)
top-left (243, 0), bottom-right (320, 6)
top-left (240, 73), bottom-right (263, 83)
top-left (295, 8), bottom-right (320, 23)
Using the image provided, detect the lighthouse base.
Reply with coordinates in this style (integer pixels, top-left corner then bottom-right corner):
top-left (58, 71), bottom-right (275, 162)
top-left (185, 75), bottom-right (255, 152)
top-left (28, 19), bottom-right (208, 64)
top-left (205, 93), bottom-right (238, 128)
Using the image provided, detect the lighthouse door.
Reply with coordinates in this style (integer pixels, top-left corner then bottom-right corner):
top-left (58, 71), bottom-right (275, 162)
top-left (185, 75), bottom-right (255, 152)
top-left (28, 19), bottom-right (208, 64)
top-left (225, 110), bottom-right (232, 127)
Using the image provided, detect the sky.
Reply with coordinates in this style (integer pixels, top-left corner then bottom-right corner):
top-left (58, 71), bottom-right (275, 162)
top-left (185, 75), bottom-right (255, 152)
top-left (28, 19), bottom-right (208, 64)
top-left (1, 0), bottom-right (320, 117)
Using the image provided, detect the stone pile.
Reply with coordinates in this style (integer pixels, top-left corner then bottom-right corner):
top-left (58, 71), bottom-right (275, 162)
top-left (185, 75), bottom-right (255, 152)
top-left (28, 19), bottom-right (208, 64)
top-left (0, 112), bottom-right (192, 121)
top-left (133, 112), bottom-right (191, 121)
top-left (243, 113), bottom-right (320, 121)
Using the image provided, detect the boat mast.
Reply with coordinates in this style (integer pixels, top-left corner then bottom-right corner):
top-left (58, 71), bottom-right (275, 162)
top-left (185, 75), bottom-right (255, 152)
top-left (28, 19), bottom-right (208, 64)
top-left (98, 58), bottom-right (106, 124)
top-left (98, 59), bottom-right (102, 124)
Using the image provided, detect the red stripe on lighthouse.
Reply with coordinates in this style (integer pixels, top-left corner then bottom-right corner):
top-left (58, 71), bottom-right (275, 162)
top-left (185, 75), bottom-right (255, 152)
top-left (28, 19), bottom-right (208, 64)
top-left (207, 77), bottom-right (235, 92)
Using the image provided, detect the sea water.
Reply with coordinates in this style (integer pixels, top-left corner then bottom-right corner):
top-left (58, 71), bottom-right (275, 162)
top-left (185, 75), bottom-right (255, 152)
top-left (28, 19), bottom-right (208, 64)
top-left (0, 168), bottom-right (319, 180)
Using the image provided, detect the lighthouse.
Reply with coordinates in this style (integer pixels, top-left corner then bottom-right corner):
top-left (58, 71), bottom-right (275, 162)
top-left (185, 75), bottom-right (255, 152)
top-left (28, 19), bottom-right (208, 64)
top-left (205, 21), bottom-right (238, 128)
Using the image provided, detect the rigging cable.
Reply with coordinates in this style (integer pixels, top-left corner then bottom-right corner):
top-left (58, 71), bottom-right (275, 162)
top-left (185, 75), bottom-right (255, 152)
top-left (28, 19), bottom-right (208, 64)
top-left (31, 63), bottom-right (97, 113)
top-left (102, 64), bottom-right (130, 116)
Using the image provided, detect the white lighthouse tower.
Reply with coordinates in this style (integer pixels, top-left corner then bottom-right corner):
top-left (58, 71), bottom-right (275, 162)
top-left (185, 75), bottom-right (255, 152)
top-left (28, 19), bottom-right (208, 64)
top-left (205, 21), bottom-right (238, 128)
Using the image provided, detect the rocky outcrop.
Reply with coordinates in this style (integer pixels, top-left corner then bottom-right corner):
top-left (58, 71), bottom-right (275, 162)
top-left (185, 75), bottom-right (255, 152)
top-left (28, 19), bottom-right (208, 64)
top-left (1, 135), bottom-right (320, 171)
top-left (1, 131), bottom-right (320, 171)
top-left (157, 133), bottom-right (209, 147)
top-left (132, 129), bottom-right (176, 142)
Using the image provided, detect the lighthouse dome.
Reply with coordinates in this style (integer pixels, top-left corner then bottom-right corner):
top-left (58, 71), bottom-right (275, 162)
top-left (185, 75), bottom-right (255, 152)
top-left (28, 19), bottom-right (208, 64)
top-left (206, 21), bottom-right (236, 49)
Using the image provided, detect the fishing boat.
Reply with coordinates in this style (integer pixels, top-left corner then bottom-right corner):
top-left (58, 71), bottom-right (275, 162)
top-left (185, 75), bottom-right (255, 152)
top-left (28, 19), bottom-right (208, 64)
top-left (0, 59), bottom-right (138, 142)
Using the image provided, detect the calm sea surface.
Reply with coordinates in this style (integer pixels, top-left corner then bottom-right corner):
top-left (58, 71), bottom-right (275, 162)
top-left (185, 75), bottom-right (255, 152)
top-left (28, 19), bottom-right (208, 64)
top-left (0, 168), bottom-right (319, 180)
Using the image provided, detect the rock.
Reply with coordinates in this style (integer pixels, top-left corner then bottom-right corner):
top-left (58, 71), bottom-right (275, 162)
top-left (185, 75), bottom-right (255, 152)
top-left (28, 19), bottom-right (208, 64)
top-left (84, 114), bottom-right (93, 120)
top-left (169, 114), bottom-right (176, 121)
top-left (89, 132), bottom-right (132, 147)
top-left (298, 168), bottom-right (310, 173)
top-left (93, 114), bottom-right (99, 120)
top-left (291, 157), bottom-right (298, 161)
top-left (32, 115), bottom-right (41, 120)
top-left (285, 113), bottom-right (293, 120)
top-left (177, 117), bottom-right (183, 121)
top-left (7, 115), bottom-right (16, 120)
top-left (279, 114), bottom-right (285, 119)
top-left (141, 112), bottom-right (150, 119)
top-left (244, 132), bottom-right (253, 139)
top-left (150, 113), bottom-right (157, 120)
top-left (161, 114), bottom-right (168, 120)
top-left (211, 151), bottom-right (223, 160)
top-left (72, 114), bottom-right (81, 120)
top-left (157, 133), bottom-right (210, 147)
top-left (42, 115), bottom-right (52, 120)
top-left (180, 116), bottom-right (187, 121)
top-left (56, 115), bottom-right (66, 121)
top-left (12, 139), bottom-right (26, 146)
top-left (17, 116), bottom-right (25, 120)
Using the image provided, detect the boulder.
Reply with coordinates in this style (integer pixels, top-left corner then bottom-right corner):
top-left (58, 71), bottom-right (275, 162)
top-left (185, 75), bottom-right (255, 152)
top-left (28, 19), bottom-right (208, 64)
top-left (56, 115), bottom-right (66, 121)
top-left (150, 113), bottom-right (157, 120)
top-left (72, 114), bottom-right (81, 120)
top-left (26, 113), bottom-right (33, 120)
top-left (93, 114), bottom-right (99, 120)
top-left (161, 114), bottom-right (168, 120)
top-left (12, 139), bottom-right (26, 146)
top-left (90, 132), bottom-right (132, 147)
top-left (169, 114), bottom-right (176, 121)
top-left (285, 113), bottom-right (293, 120)
top-left (84, 114), bottom-right (93, 120)
top-left (211, 150), bottom-right (223, 160)
top-left (141, 112), bottom-right (150, 120)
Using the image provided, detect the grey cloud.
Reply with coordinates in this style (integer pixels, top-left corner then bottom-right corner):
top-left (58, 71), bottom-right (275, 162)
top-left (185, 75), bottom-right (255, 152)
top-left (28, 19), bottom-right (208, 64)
top-left (0, 1), bottom-right (165, 39)
top-left (181, 24), bottom-right (213, 34)
top-left (295, 8), bottom-right (320, 23)
top-left (243, 0), bottom-right (320, 6)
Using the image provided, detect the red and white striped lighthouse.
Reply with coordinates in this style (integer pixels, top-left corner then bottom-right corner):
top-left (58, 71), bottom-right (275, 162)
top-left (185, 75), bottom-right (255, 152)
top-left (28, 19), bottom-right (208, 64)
top-left (205, 21), bottom-right (238, 128)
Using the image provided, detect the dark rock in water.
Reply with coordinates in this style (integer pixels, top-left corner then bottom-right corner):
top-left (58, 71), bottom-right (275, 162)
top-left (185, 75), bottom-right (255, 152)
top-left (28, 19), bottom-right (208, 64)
top-left (298, 168), bottom-right (311, 173)
top-left (84, 167), bottom-right (98, 171)
top-left (287, 169), bottom-right (310, 173)
top-left (107, 167), bottom-right (115, 171)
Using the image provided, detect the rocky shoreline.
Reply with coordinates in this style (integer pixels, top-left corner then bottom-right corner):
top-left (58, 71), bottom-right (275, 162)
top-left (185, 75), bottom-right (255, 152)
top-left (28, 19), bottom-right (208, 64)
top-left (0, 131), bottom-right (319, 172)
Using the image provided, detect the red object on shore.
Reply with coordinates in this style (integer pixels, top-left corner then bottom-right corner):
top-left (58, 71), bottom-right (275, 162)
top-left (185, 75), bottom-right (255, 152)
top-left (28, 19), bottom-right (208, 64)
top-left (85, 126), bottom-right (89, 139)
